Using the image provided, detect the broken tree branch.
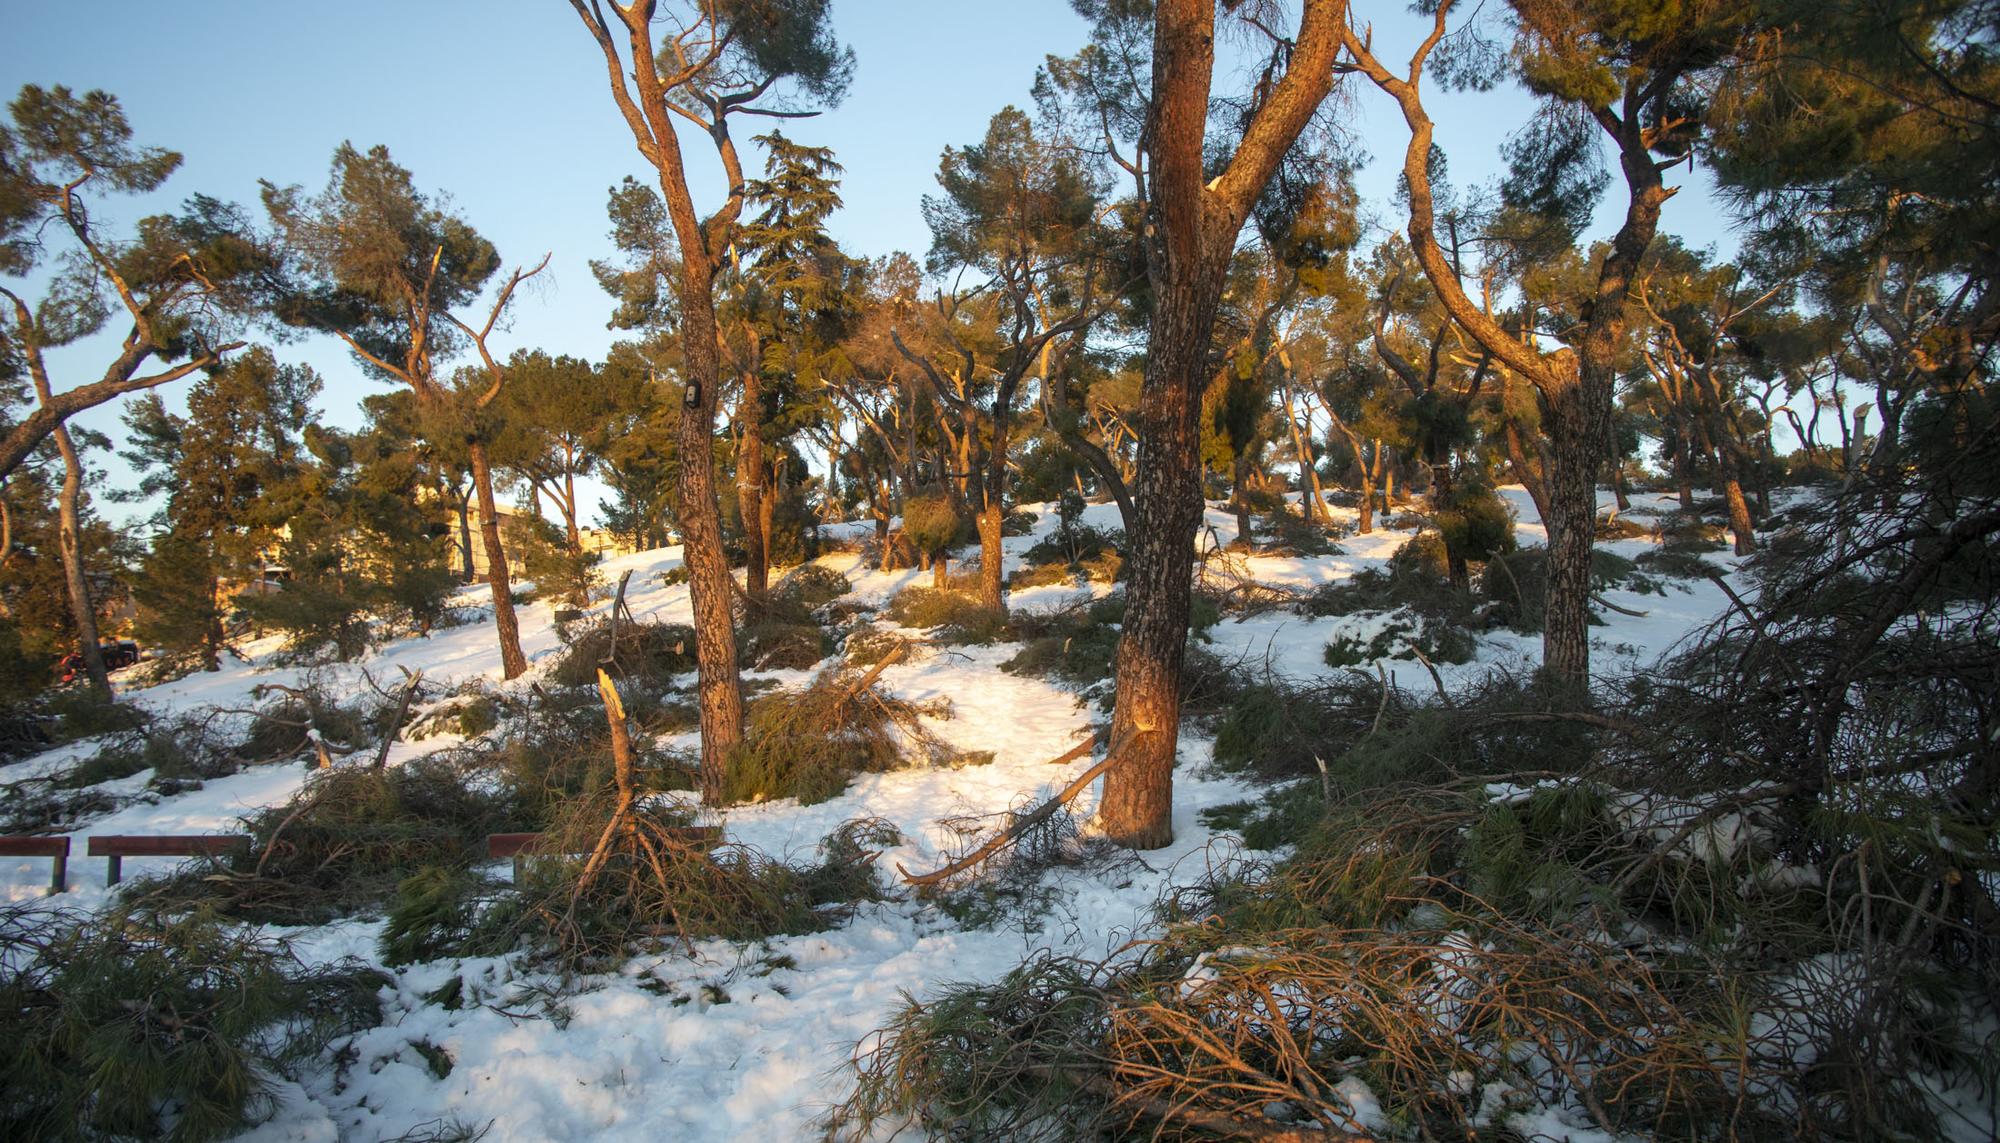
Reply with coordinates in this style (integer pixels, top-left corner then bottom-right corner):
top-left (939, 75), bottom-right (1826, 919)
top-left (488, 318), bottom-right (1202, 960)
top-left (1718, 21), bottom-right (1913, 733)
top-left (372, 666), bottom-right (424, 770)
top-left (898, 727), bottom-right (1155, 888)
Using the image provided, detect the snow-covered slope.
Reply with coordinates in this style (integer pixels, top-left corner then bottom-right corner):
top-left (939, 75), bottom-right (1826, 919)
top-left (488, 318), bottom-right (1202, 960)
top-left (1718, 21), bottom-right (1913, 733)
top-left (1, 488), bottom-right (1751, 1141)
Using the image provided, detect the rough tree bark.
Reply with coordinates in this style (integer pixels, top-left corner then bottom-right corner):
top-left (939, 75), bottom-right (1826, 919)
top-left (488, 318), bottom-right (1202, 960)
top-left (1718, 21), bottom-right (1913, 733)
top-left (1100, 0), bottom-right (1345, 848)
top-left (569, 0), bottom-right (751, 800)
top-left (737, 356), bottom-right (770, 597)
top-left (672, 231), bottom-right (748, 802)
top-left (468, 439), bottom-right (528, 678)
top-left (53, 425), bottom-right (109, 699)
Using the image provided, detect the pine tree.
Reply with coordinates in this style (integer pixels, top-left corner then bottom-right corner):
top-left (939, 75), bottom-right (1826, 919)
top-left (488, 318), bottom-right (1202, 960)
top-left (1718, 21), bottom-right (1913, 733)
top-left (241, 408), bottom-right (454, 661)
top-left (0, 85), bottom-right (267, 482)
top-left (907, 109), bottom-right (1105, 617)
top-left (728, 131), bottom-right (861, 596)
top-left (263, 143), bottom-right (547, 678)
top-left (598, 342), bottom-right (680, 553)
top-left (1097, 0), bottom-right (1346, 848)
top-left (121, 349), bottom-right (318, 672)
top-left (1338, 0), bottom-right (1753, 691)
top-left (569, 0), bottom-right (852, 803)
top-left (493, 350), bottom-right (619, 556)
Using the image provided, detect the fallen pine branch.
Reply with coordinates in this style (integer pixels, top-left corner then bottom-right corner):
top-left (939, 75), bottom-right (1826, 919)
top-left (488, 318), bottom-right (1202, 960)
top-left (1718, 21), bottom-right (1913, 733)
top-left (1047, 730), bottom-right (1105, 764)
top-left (836, 637), bottom-right (910, 705)
top-left (1068, 1068), bottom-right (1378, 1143)
top-left (1591, 592), bottom-right (1650, 618)
top-left (898, 726), bottom-right (1154, 888)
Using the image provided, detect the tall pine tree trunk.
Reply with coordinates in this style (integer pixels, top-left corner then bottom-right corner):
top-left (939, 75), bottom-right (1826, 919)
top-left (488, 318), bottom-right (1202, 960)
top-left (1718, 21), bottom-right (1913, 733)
top-left (1283, 385), bottom-right (1326, 523)
top-left (675, 260), bottom-right (746, 801)
top-left (1674, 408), bottom-right (1697, 509)
top-left (1099, 0), bottom-right (1340, 849)
top-left (738, 362), bottom-right (769, 597)
top-left (1606, 420), bottom-right (1631, 512)
top-left (568, 0), bottom-right (747, 803)
top-left (1101, 274), bottom-right (1219, 848)
top-left (977, 499), bottom-right (1006, 616)
top-left (1100, 0), bottom-right (1223, 851)
top-left (977, 400), bottom-right (1016, 617)
top-left (563, 469), bottom-right (582, 552)
top-left (1231, 451), bottom-right (1255, 547)
top-left (456, 498), bottom-right (475, 583)
top-left (1715, 425), bottom-right (1758, 555)
top-left (876, 478), bottom-right (896, 571)
top-left (52, 424), bottom-right (108, 698)
top-left (1502, 412), bottom-right (1553, 529)
top-left (468, 439), bottom-right (528, 679)
top-left (1539, 377), bottom-right (1603, 690)
top-left (204, 573), bottom-right (225, 672)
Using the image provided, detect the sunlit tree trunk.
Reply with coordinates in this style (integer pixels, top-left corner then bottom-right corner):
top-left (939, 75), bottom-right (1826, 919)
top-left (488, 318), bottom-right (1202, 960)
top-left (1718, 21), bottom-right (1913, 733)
top-left (1101, 0), bottom-right (1342, 848)
top-left (53, 425), bottom-right (108, 698)
top-left (737, 336), bottom-right (769, 597)
top-left (468, 439), bottom-right (528, 679)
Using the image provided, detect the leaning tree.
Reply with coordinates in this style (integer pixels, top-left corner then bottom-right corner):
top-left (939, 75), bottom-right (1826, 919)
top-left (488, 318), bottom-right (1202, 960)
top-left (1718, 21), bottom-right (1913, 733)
top-left (1337, 0), bottom-right (1749, 690)
top-left (263, 143), bottom-right (547, 678)
top-left (0, 85), bottom-right (271, 693)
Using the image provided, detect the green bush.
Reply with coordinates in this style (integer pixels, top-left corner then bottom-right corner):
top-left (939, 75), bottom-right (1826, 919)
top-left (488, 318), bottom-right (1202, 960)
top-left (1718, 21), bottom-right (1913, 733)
top-left (1296, 564), bottom-right (1462, 623)
top-left (378, 866), bottom-right (517, 967)
top-left (999, 594), bottom-right (1208, 689)
top-left (740, 590), bottom-right (833, 671)
top-left (1596, 514), bottom-right (1652, 540)
top-left (43, 688), bottom-right (149, 741)
top-left (1635, 547), bottom-right (1720, 578)
top-left (739, 620), bottom-right (831, 671)
top-left (1434, 484), bottom-right (1516, 563)
top-left (512, 809), bottom-right (900, 968)
top-left (1021, 523), bottom-right (1122, 569)
top-left (901, 487), bottom-right (963, 564)
top-left (1656, 511), bottom-right (1728, 553)
top-left (1003, 615), bottom-right (1122, 686)
top-left (1257, 507), bottom-right (1344, 556)
top-left (495, 710), bottom-right (696, 826)
top-left (1389, 529), bottom-right (1450, 579)
top-left (236, 688), bottom-right (374, 764)
top-left (1008, 560), bottom-right (1080, 589)
top-left (0, 619), bottom-right (54, 706)
top-left (53, 711), bottom-right (242, 797)
top-left (842, 625), bottom-right (909, 666)
top-left (514, 516), bottom-right (600, 607)
top-left (1482, 545), bottom-right (1664, 632)
top-left (0, 904), bottom-right (385, 1143)
top-left (1002, 508), bottom-right (1039, 536)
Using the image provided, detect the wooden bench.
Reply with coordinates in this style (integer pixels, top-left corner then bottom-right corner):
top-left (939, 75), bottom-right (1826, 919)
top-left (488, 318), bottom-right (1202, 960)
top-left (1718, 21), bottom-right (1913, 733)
top-left (87, 834), bottom-right (252, 886)
top-left (487, 827), bottom-right (723, 882)
top-left (0, 835), bottom-right (71, 895)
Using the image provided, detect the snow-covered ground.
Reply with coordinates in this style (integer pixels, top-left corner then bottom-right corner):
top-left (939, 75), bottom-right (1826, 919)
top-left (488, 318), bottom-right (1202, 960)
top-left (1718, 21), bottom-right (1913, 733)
top-left (2, 487), bottom-right (1755, 1141)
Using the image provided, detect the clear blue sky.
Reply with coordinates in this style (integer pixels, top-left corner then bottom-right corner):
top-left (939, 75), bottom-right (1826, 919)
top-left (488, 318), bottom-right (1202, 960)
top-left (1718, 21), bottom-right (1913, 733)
top-left (3, 1), bottom-right (1736, 523)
